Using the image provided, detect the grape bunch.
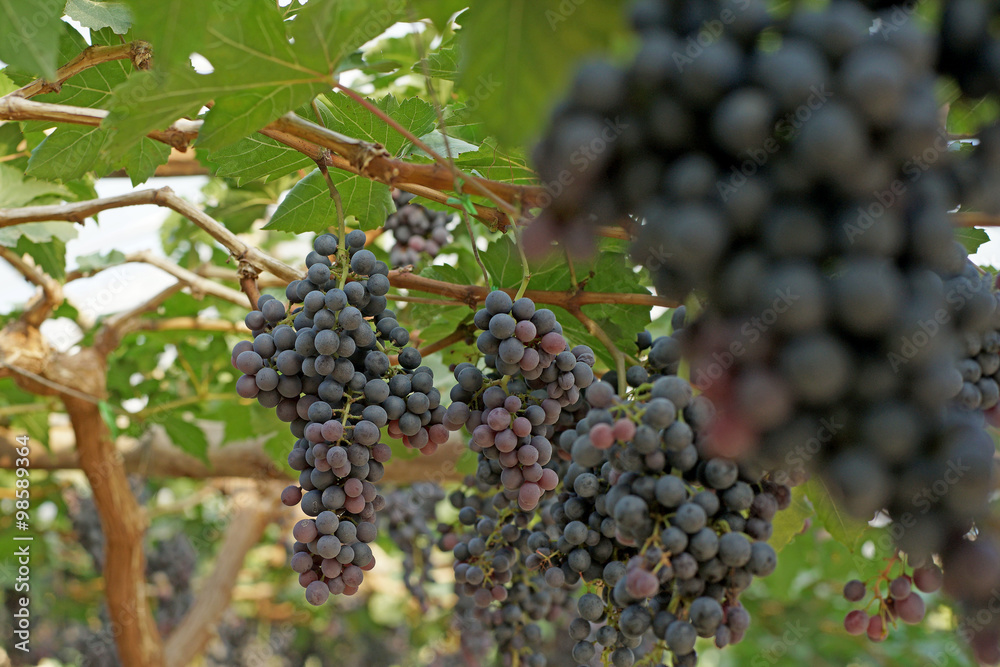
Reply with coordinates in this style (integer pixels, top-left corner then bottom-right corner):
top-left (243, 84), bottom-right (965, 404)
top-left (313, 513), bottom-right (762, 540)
top-left (473, 290), bottom-right (596, 406)
top-left (537, 0), bottom-right (996, 580)
top-left (442, 476), bottom-right (578, 666)
top-left (442, 291), bottom-right (596, 510)
top-left (842, 558), bottom-right (942, 642)
top-left (530, 372), bottom-right (788, 667)
top-left (382, 482), bottom-right (445, 609)
top-left (231, 230), bottom-right (446, 604)
top-left (602, 308), bottom-right (688, 396)
top-left (951, 263), bottom-right (1000, 412)
top-left (385, 189), bottom-right (453, 267)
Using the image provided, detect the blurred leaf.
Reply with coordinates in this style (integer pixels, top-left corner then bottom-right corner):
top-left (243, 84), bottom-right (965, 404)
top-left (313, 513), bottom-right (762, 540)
top-left (409, 0), bottom-right (466, 29)
top-left (770, 485), bottom-right (814, 552)
top-left (74, 249), bottom-right (126, 273)
top-left (14, 234), bottom-right (68, 279)
top-left (65, 0), bottom-right (133, 33)
top-left (804, 478), bottom-right (871, 552)
top-left (162, 416), bottom-right (210, 464)
top-left (455, 0), bottom-right (629, 147)
top-left (0, 0), bottom-right (64, 79)
top-left (0, 163), bottom-right (72, 207)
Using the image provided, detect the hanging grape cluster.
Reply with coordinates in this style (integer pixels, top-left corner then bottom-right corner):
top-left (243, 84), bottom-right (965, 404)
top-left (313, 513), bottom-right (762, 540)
top-left (536, 371), bottom-right (788, 667)
top-left (842, 556), bottom-right (942, 642)
top-left (382, 482), bottom-right (445, 609)
top-left (441, 477), bottom-right (578, 667)
top-left (442, 291), bottom-right (596, 510)
top-left (231, 230), bottom-right (449, 604)
top-left (385, 189), bottom-right (454, 267)
top-left (533, 4), bottom-right (997, 654)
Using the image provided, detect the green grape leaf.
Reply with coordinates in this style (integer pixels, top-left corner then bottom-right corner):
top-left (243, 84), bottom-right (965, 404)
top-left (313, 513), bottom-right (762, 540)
top-left (264, 168), bottom-right (393, 234)
top-left (455, 0), bottom-right (629, 147)
top-left (955, 227), bottom-right (990, 255)
top-left (65, 0), bottom-right (133, 33)
top-left (417, 46), bottom-right (459, 81)
top-left (450, 138), bottom-right (537, 185)
top-left (114, 0), bottom-right (406, 154)
top-left (408, 0), bottom-right (466, 29)
top-left (320, 93), bottom-right (437, 157)
top-left (24, 27), bottom-right (170, 183)
top-left (74, 249), bottom-right (126, 273)
top-left (14, 233), bottom-right (69, 279)
top-left (804, 478), bottom-right (871, 552)
top-left (206, 134), bottom-right (314, 186)
top-left (769, 485), bottom-right (814, 552)
top-left (0, 0), bottom-right (64, 79)
top-left (162, 416), bottom-right (211, 465)
top-left (0, 163), bottom-right (72, 207)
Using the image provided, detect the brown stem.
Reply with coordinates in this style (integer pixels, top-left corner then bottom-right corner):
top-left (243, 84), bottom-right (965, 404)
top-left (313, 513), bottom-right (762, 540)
top-left (132, 317), bottom-right (247, 333)
top-left (388, 271), bottom-right (678, 309)
top-left (0, 95), bottom-right (201, 151)
top-left (953, 212), bottom-right (1000, 228)
top-left (332, 83), bottom-right (519, 216)
top-left (0, 246), bottom-right (63, 326)
top-left (127, 250), bottom-right (249, 306)
top-left (13, 41), bottom-right (151, 99)
top-left (260, 126), bottom-right (510, 229)
top-left (63, 394), bottom-right (164, 667)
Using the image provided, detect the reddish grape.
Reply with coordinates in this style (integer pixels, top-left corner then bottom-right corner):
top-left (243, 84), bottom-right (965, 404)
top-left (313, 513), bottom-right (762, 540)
top-left (866, 615), bottom-right (885, 642)
top-left (844, 610), bottom-right (867, 635)
top-left (895, 593), bottom-right (926, 624)
top-left (913, 565), bottom-right (943, 593)
top-left (612, 418), bottom-right (637, 442)
top-left (843, 579), bottom-right (866, 602)
top-left (591, 423), bottom-right (614, 449)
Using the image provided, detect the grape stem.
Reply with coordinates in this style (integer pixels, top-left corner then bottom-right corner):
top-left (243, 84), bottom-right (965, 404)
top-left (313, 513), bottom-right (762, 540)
top-left (332, 82), bottom-right (519, 218)
top-left (514, 222), bottom-right (531, 301)
top-left (568, 306), bottom-right (627, 396)
top-left (463, 210), bottom-right (491, 285)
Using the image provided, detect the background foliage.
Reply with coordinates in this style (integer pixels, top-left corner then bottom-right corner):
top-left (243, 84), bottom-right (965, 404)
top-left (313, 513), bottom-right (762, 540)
top-left (0, 0), bottom-right (993, 665)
